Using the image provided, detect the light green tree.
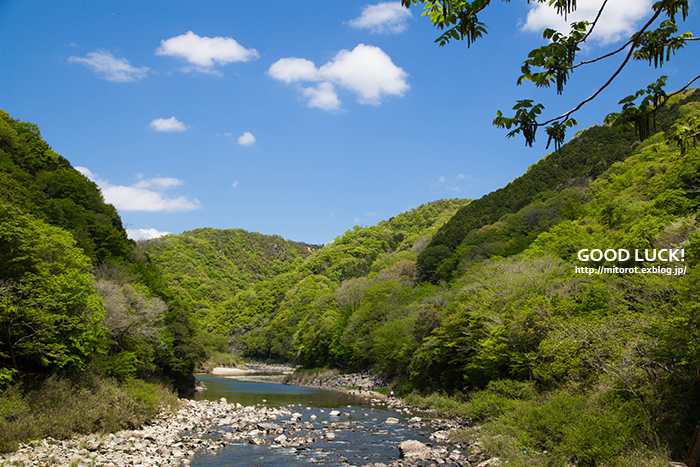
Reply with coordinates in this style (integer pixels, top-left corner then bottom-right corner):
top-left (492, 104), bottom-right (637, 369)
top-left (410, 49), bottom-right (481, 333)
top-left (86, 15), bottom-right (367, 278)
top-left (0, 204), bottom-right (105, 376)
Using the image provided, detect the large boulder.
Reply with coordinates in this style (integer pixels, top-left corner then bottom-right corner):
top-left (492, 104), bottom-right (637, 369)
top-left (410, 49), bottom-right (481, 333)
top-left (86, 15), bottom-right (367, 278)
top-left (398, 440), bottom-right (432, 459)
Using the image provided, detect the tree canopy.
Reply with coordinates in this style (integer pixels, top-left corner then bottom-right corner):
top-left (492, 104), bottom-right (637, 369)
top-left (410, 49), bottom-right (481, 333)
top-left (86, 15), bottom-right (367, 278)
top-left (402, 0), bottom-right (700, 150)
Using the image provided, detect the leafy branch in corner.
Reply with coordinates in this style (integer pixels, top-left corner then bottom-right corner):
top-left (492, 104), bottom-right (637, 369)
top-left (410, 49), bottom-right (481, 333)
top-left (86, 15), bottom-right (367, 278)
top-left (402, 0), bottom-right (697, 150)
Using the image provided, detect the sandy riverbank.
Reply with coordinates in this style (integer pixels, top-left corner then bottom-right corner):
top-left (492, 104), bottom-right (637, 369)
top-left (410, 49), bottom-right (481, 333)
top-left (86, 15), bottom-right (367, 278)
top-left (209, 362), bottom-right (298, 377)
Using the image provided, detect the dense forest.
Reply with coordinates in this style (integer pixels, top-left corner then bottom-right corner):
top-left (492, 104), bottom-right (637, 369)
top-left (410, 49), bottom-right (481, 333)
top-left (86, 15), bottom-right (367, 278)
top-left (2, 88), bottom-right (700, 464)
top-left (147, 89), bottom-right (700, 465)
top-left (0, 109), bottom-right (203, 450)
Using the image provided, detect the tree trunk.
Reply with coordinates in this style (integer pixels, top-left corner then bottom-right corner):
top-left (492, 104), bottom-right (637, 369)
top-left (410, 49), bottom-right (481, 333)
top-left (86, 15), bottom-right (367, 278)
top-left (685, 426), bottom-right (700, 467)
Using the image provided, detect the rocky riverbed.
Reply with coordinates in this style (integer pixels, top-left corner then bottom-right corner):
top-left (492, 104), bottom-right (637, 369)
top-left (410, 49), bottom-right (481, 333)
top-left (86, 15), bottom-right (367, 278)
top-left (0, 395), bottom-right (502, 467)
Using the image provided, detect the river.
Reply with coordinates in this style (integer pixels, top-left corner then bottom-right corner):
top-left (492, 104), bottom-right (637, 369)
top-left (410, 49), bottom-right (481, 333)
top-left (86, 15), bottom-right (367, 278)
top-left (187, 375), bottom-right (434, 466)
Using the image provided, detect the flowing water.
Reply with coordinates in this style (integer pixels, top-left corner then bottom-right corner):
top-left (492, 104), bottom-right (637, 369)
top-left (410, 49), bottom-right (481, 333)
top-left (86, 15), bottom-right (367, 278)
top-left (187, 375), bottom-right (432, 466)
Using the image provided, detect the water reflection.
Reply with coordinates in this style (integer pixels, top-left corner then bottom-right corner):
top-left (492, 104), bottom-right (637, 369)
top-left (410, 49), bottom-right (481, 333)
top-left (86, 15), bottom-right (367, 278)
top-left (192, 375), bottom-right (371, 407)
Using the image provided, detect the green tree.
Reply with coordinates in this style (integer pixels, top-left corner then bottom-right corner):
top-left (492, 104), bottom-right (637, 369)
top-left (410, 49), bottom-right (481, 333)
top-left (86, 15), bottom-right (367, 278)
top-left (402, 0), bottom-right (699, 149)
top-left (0, 204), bottom-right (105, 374)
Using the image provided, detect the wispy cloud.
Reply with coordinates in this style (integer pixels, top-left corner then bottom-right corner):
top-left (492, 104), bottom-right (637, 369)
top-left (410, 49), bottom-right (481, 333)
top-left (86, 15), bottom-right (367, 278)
top-left (149, 117), bottom-right (187, 132)
top-left (68, 50), bottom-right (150, 82)
top-left (133, 176), bottom-right (183, 189)
top-left (437, 173), bottom-right (479, 193)
top-left (238, 131), bottom-right (256, 146)
top-left (268, 44), bottom-right (408, 110)
top-left (127, 228), bottom-right (171, 241)
top-left (347, 2), bottom-right (412, 34)
top-left (157, 31), bottom-right (259, 75)
top-left (521, 0), bottom-right (652, 45)
top-left (77, 167), bottom-right (202, 212)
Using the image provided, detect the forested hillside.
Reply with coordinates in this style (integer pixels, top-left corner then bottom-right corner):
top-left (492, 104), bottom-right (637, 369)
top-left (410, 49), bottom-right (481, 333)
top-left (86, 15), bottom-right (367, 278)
top-left (0, 110), bottom-right (202, 450)
top-left (144, 199), bottom-right (469, 357)
top-left (141, 228), bottom-right (319, 343)
top-left (417, 88), bottom-right (700, 283)
top-left (162, 89), bottom-right (700, 465)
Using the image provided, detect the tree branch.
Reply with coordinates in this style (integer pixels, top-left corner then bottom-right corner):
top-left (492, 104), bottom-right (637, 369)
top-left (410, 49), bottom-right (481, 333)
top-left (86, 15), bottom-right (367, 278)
top-left (540, 3), bottom-right (667, 127)
top-left (634, 72), bottom-right (700, 121)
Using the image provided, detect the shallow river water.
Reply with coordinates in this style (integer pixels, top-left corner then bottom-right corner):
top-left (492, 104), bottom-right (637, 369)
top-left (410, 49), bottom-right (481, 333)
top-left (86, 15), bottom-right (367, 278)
top-left (187, 375), bottom-right (432, 467)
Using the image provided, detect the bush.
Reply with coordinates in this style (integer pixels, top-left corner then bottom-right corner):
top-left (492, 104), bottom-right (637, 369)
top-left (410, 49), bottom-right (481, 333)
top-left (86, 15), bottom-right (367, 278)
top-left (403, 391), bottom-right (472, 419)
top-left (485, 390), bottom-right (645, 466)
top-left (0, 375), bottom-right (178, 453)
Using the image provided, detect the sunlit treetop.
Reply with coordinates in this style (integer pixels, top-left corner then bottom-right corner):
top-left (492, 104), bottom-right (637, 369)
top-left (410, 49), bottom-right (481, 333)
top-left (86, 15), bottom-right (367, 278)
top-left (402, 0), bottom-right (700, 151)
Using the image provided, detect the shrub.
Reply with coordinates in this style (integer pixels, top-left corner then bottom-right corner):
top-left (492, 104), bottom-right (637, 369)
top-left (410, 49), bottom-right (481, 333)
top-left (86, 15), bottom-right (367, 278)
top-left (0, 375), bottom-right (178, 453)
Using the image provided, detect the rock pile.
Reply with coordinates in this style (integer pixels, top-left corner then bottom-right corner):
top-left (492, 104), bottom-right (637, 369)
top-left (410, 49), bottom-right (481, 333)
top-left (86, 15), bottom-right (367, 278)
top-left (0, 397), bottom-right (501, 467)
top-left (0, 398), bottom-right (303, 466)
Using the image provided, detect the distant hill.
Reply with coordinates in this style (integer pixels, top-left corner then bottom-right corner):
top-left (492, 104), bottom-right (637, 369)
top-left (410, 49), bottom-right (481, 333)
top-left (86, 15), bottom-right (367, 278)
top-left (141, 199), bottom-right (469, 349)
top-left (141, 228), bottom-right (321, 313)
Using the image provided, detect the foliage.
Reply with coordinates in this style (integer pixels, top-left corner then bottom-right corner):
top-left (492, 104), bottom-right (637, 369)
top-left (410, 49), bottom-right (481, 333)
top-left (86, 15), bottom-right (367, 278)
top-left (0, 204), bottom-right (105, 374)
top-left (417, 89), bottom-right (700, 282)
top-left (188, 93), bottom-right (700, 463)
top-left (0, 110), bottom-right (133, 263)
top-left (402, 0), bottom-right (699, 149)
top-left (0, 374), bottom-right (178, 453)
top-left (0, 107), bottom-right (207, 454)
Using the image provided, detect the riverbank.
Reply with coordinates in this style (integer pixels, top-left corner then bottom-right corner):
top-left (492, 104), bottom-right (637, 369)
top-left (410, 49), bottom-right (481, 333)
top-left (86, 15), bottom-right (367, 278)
top-left (0, 390), bottom-right (499, 467)
top-left (284, 368), bottom-right (391, 398)
top-left (210, 362), bottom-right (298, 377)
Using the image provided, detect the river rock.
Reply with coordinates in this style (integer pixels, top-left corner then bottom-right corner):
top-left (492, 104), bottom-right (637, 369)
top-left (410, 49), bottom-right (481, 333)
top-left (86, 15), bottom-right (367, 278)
top-left (476, 458), bottom-right (503, 467)
top-left (385, 417), bottom-right (400, 425)
top-left (258, 422), bottom-right (284, 434)
top-left (329, 410), bottom-right (342, 416)
top-left (431, 430), bottom-right (451, 441)
top-left (399, 439), bottom-right (432, 459)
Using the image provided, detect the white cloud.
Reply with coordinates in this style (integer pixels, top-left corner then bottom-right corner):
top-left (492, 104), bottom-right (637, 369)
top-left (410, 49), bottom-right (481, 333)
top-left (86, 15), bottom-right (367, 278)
top-left (348, 2), bottom-right (412, 34)
top-left (268, 57), bottom-right (319, 83)
top-left (156, 31), bottom-right (259, 74)
top-left (319, 44), bottom-right (409, 104)
top-left (68, 50), bottom-right (150, 82)
top-left (149, 117), bottom-right (187, 132)
top-left (76, 167), bottom-right (202, 213)
top-left (303, 83), bottom-right (341, 111)
top-left (77, 167), bottom-right (97, 180)
top-left (232, 179), bottom-right (239, 188)
top-left (237, 131), bottom-right (256, 146)
top-left (521, 0), bottom-right (653, 45)
top-left (268, 44), bottom-right (408, 110)
top-left (127, 228), bottom-right (171, 241)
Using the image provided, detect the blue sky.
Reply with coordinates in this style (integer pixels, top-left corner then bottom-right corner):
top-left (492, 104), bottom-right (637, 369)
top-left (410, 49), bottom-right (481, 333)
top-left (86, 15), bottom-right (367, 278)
top-left (1, 1), bottom-right (698, 245)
